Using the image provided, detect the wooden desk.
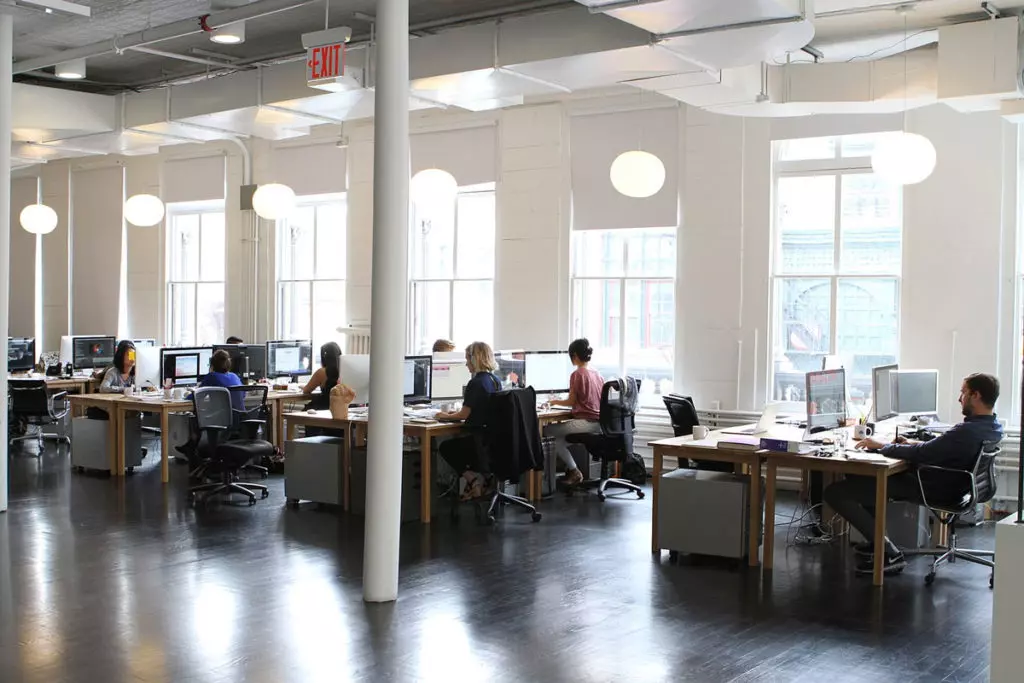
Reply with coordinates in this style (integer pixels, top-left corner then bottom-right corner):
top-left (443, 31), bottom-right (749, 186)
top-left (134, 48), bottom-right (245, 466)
top-left (532, 409), bottom-right (578, 501)
top-left (116, 395), bottom-right (193, 483)
top-left (282, 411), bottom-right (465, 524)
top-left (649, 430), bottom-right (764, 567)
top-left (67, 394), bottom-right (124, 472)
top-left (266, 390), bottom-right (310, 449)
top-left (10, 374), bottom-right (95, 394)
top-left (762, 449), bottom-right (908, 587)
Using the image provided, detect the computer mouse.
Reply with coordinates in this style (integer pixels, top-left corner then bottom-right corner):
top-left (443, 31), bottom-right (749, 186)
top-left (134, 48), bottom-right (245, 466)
top-left (306, 409), bottom-right (317, 415)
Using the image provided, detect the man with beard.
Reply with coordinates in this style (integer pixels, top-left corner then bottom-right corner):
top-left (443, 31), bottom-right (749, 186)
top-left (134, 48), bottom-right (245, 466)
top-left (823, 373), bottom-right (1003, 576)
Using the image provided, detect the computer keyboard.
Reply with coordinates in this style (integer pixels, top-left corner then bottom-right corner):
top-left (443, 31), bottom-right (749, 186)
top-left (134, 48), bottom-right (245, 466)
top-left (404, 407), bottom-right (440, 420)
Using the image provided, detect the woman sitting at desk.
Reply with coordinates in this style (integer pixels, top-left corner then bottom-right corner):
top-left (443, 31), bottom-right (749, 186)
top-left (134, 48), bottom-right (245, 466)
top-left (301, 342), bottom-right (343, 410)
top-left (543, 338), bottom-right (604, 486)
top-left (436, 341), bottom-right (502, 500)
top-left (98, 341), bottom-right (136, 393)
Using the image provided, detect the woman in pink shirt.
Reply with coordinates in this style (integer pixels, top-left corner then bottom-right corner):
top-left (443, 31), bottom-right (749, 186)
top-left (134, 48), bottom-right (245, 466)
top-left (545, 338), bottom-right (604, 485)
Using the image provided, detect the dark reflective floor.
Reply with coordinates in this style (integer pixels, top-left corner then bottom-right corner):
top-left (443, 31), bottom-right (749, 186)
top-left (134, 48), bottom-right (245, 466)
top-left (0, 437), bottom-right (995, 683)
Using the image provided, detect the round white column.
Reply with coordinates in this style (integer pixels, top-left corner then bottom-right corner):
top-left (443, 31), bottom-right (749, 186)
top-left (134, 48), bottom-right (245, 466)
top-left (362, 0), bottom-right (410, 603)
top-left (0, 13), bottom-right (14, 514)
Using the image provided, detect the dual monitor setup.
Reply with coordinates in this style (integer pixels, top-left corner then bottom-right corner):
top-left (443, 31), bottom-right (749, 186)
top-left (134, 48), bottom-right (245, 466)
top-left (804, 364), bottom-right (939, 433)
top-left (7, 336), bottom-right (156, 374)
top-left (155, 340), bottom-right (313, 387)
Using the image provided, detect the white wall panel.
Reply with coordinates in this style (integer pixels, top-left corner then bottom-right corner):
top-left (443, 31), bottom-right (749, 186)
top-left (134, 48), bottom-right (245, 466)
top-left (71, 165), bottom-right (124, 335)
top-left (411, 126), bottom-right (497, 186)
top-left (163, 155), bottom-right (225, 203)
top-left (9, 177), bottom-right (38, 338)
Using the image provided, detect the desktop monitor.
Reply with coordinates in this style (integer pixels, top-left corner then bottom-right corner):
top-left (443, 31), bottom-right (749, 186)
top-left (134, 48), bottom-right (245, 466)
top-left (212, 344), bottom-right (267, 381)
top-left (8, 337), bottom-right (35, 372)
top-left (805, 368), bottom-right (848, 432)
top-left (70, 336), bottom-right (117, 371)
top-left (496, 350), bottom-right (526, 389)
top-left (431, 351), bottom-right (472, 401)
top-left (339, 354), bottom-right (371, 406)
top-left (872, 364), bottom-right (898, 421)
top-left (135, 346), bottom-right (161, 388)
top-left (403, 356), bottom-right (432, 405)
top-left (160, 347), bottom-right (213, 387)
top-left (266, 339), bottom-right (313, 380)
top-left (524, 351), bottom-right (574, 394)
top-left (893, 369), bottom-right (939, 415)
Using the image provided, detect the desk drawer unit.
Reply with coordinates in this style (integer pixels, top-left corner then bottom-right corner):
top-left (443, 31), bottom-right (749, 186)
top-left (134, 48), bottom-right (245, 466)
top-left (285, 436), bottom-right (343, 506)
top-left (658, 469), bottom-right (757, 560)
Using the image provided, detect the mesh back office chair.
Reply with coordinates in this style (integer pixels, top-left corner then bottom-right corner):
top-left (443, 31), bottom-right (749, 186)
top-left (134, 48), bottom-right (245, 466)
top-left (188, 388), bottom-right (273, 506)
top-left (228, 384), bottom-right (271, 479)
top-left (9, 379), bottom-right (70, 451)
top-left (566, 378), bottom-right (646, 501)
top-left (906, 441), bottom-right (1000, 588)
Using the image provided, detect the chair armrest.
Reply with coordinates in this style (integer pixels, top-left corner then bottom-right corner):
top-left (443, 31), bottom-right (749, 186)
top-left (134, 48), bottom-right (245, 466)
top-left (49, 391), bottom-right (69, 419)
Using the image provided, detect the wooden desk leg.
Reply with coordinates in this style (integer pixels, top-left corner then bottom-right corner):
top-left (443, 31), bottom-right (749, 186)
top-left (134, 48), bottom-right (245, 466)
top-left (421, 435), bottom-right (432, 524)
top-left (285, 417), bottom-right (295, 443)
top-left (110, 407), bottom-right (121, 475)
top-left (763, 463), bottom-right (778, 571)
top-left (873, 472), bottom-right (889, 588)
top-left (651, 448), bottom-right (662, 554)
top-left (275, 402), bottom-right (286, 450)
top-left (160, 409), bottom-right (171, 484)
top-left (748, 456), bottom-right (762, 567)
top-left (342, 425), bottom-right (351, 512)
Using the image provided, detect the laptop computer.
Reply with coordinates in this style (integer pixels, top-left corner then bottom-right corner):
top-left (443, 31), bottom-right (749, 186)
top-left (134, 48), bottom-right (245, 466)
top-left (722, 403), bottom-right (781, 436)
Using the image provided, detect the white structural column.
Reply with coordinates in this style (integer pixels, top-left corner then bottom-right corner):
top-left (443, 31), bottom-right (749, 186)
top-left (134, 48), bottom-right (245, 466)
top-left (0, 12), bottom-right (12, 513)
top-left (362, 0), bottom-right (409, 603)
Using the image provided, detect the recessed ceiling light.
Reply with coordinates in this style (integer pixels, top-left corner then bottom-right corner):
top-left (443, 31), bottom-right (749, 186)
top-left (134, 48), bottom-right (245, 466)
top-left (55, 58), bottom-right (86, 79)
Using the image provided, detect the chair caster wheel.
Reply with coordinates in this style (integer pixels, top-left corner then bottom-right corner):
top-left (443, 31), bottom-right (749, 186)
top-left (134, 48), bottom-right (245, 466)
top-left (126, 467), bottom-right (135, 475)
top-left (925, 572), bottom-right (936, 586)
top-left (486, 515), bottom-right (496, 525)
top-left (990, 573), bottom-right (994, 589)
top-left (597, 493), bottom-right (606, 502)
top-left (248, 497), bottom-right (256, 506)
top-left (531, 512), bottom-right (542, 523)
top-left (637, 490), bottom-right (645, 499)
top-left (261, 490), bottom-right (269, 499)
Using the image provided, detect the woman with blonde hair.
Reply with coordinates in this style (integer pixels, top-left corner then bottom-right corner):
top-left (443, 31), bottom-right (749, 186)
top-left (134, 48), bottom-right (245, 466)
top-left (436, 341), bottom-right (502, 499)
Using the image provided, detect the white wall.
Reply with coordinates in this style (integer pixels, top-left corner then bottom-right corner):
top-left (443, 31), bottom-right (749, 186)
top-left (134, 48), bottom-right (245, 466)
top-left (15, 97), bottom-right (1019, 421)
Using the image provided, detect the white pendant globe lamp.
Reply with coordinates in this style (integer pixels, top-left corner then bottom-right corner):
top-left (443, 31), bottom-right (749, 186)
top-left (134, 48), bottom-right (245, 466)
top-left (610, 150), bottom-right (666, 198)
top-left (870, 132), bottom-right (936, 186)
top-left (124, 194), bottom-right (166, 227)
top-left (19, 204), bottom-right (58, 235)
top-left (411, 169), bottom-right (458, 208)
top-left (252, 183), bottom-right (297, 220)
top-left (870, 12), bottom-right (936, 186)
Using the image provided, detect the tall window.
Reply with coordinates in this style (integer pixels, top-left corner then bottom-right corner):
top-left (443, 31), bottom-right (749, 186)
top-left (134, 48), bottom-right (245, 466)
top-left (570, 227), bottom-right (676, 407)
top-left (771, 133), bottom-right (902, 409)
top-left (277, 196), bottom-right (347, 350)
top-left (167, 205), bottom-right (225, 346)
top-left (409, 183), bottom-right (496, 354)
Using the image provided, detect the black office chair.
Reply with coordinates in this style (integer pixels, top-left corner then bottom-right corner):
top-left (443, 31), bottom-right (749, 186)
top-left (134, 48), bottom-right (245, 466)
top-left (228, 384), bottom-right (271, 479)
top-left (907, 441), bottom-right (1000, 588)
top-left (188, 387), bottom-right (273, 506)
top-left (565, 377), bottom-right (645, 502)
top-left (9, 379), bottom-right (70, 452)
top-left (455, 387), bottom-right (543, 525)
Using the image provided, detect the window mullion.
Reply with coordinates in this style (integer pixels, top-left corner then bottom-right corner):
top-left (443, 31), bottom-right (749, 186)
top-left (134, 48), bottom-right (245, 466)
top-left (832, 172), bottom-right (842, 356)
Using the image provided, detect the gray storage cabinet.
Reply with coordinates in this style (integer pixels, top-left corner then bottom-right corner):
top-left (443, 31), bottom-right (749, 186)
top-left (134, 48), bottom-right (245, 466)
top-left (285, 436), bottom-right (344, 506)
top-left (658, 469), bottom-right (756, 560)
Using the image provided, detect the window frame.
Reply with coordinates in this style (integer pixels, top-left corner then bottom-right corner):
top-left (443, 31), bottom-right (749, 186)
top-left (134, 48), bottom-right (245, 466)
top-left (407, 183), bottom-right (496, 353)
top-left (569, 227), bottom-right (677, 405)
top-left (275, 193), bottom-right (347, 348)
top-left (165, 201), bottom-right (226, 347)
top-left (769, 134), bottom-right (903, 406)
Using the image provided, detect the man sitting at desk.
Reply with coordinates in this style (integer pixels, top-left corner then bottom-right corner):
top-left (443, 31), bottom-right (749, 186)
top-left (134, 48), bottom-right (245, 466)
top-left (824, 372), bottom-right (1003, 576)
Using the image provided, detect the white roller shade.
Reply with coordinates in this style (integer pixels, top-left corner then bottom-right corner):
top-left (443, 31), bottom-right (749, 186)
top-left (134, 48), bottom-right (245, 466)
top-left (163, 155), bottom-right (226, 203)
top-left (9, 177), bottom-right (38, 338)
top-left (570, 107), bottom-right (679, 231)
top-left (411, 125), bottom-right (497, 186)
top-left (273, 144), bottom-right (347, 195)
top-left (71, 166), bottom-right (124, 335)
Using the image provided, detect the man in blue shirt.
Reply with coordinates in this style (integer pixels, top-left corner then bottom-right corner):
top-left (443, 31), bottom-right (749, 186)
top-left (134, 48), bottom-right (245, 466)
top-left (199, 349), bottom-right (244, 411)
top-left (825, 372), bottom-right (1004, 576)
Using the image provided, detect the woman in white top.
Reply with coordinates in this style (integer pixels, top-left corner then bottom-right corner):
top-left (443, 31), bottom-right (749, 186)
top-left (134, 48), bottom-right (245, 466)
top-left (99, 341), bottom-right (136, 394)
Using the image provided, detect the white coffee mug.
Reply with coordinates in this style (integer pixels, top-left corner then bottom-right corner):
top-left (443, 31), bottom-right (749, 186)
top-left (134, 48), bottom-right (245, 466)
top-left (163, 387), bottom-right (173, 400)
top-left (173, 388), bottom-right (185, 401)
top-left (853, 423), bottom-right (873, 440)
top-left (692, 425), bottom-right (710, 440)
top-left (123, 386), bottom-right (134, 397)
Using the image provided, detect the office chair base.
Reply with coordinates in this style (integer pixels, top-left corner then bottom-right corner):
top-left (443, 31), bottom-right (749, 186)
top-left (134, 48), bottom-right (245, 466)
top-left (485, 491), bottom-right (542, 525)
top-left (190, 481), bottom-right (269, 506)
top-left (904, 532), bottom-right (995, 587)
top-left (241, 463), bottom-right (269, 479)
top-left (568, 477), bottom-right (645, 502)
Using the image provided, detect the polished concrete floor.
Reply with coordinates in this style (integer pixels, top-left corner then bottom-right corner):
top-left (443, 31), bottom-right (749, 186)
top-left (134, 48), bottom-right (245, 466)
top-left (0, 436), bottom-right (997, 683)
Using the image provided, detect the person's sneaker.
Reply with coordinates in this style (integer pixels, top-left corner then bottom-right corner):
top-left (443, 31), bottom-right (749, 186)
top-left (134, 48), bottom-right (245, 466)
top-left (855, 551), bottom-right (906, 576)
top-left (560, 468), bottom-right (584, 486)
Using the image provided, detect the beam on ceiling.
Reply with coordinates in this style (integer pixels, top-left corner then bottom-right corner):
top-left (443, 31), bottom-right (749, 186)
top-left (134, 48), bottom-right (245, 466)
top-left (128, 46), bottom-right (240, 68)
top-left (656, 15), bottom-right (804, 40)
top-left (12, 0), bottom-right (318, 74)
top-left (586, 0), bottom-right (667, 13)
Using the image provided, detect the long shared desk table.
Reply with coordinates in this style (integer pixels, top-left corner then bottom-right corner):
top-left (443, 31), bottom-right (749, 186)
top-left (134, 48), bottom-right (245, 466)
top-left (282, 409), bottom-right (575, 524)
top-left (9, 373), bottom-right (97, 394)
top-left (650, 423), bottom-right (908, 587)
